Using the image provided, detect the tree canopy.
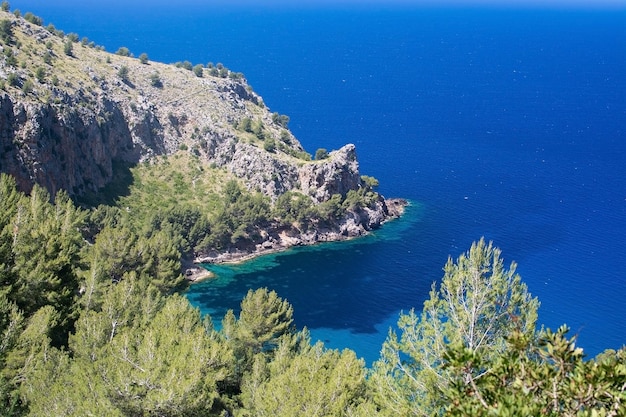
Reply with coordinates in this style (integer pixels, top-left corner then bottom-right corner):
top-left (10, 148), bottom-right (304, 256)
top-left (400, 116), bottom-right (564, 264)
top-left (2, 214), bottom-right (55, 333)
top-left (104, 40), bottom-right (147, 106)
top-left (0, 172), bottom-right (623, 416)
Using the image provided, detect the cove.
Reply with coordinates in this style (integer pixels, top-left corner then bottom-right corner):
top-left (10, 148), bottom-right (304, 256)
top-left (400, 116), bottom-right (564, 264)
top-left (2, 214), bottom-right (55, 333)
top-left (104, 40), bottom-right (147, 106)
top-left (185, 202), bottom-right (428, 364)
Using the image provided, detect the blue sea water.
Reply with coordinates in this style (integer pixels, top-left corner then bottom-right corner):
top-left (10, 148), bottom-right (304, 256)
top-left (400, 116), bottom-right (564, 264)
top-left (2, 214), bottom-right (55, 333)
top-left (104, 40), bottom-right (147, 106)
top-left (13, 1), bottom-right (626, 363)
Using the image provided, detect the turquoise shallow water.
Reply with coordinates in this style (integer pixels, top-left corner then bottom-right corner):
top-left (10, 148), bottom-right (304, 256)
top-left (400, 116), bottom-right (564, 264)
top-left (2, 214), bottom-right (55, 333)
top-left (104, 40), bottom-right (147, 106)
top-left (12, 1), bottom-right (626, 361)
top-left (185, 203), bottom-right (427, 364)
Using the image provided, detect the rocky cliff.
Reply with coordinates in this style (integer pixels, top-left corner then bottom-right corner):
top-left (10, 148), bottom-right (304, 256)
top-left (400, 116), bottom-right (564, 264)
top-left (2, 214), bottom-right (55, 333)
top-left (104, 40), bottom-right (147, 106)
top-left (0, 11), bottom-right (405, 263)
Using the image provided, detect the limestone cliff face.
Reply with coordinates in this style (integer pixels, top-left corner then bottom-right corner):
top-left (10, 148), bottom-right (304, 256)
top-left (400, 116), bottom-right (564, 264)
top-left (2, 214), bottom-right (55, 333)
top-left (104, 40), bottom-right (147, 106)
top-left (0, 92), bottom-right (137, 196)
top-left (0, 11), bottom-right (404, 251)
top-left (298, 144), bottom-right (362, 202)
top-left (226, 142), bottom-right (301, 199)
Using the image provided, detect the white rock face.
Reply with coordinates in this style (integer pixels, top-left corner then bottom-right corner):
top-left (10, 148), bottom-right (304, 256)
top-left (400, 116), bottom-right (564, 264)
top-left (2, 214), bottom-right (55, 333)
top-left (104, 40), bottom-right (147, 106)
top-left (298, 144), bottom-right (362, 203)
top-left (0, 12), bottom-right (407, 264)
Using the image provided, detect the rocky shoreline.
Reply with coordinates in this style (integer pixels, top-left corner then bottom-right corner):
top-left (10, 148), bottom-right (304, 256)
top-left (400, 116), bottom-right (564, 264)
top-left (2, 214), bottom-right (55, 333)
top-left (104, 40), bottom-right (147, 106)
top-left (0, 13), bottom-right (410, 287)
top-left (182, 260), bottom-right (216, 283)
top-left (185, 197), bottom-right (408, 279)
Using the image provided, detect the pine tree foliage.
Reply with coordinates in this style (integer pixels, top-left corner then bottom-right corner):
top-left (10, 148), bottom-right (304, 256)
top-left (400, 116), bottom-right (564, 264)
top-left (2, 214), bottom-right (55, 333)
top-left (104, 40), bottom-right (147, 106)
top-left (85, 223), bottom-right (184, 296)
top-left (0, 168), bottom-right (624, 416)
top-left (0, 177), bottom-right (86, 343)
top-left (237, 288), bottom-right (294, 353)
top-left (26, 283), bottom-right (234, 416)
top-left (222, 288), bottom-right (295, 390)
top-left (0, 295), bottom-right (23, 416)
top-left (371, 238), bottom-right (540, 415)
top-left (2, 305), bottom-right (61, 414)
top-left (442, 326), bottom-right (626, 416)
top-left (240, 338), bottom-right (374, 417)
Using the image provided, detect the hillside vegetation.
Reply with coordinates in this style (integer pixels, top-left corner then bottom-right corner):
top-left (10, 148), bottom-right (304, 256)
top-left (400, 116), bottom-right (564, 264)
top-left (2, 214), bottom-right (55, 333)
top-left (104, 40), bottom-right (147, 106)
top-left (0, 177), bottom-right (623, 416)
top-left (0, 6), bottom-right (405, 268)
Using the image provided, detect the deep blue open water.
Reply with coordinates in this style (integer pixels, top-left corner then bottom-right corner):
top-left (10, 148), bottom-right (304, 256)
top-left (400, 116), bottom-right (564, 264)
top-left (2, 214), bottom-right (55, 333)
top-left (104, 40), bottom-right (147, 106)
top-left (14, 1), bottom-right (626, 363)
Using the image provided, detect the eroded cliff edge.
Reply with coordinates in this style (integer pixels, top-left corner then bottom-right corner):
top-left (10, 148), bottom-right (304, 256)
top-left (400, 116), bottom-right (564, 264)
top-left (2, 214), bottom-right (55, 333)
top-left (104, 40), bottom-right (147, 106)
top-left (0, 12), bottom-right (406, 269)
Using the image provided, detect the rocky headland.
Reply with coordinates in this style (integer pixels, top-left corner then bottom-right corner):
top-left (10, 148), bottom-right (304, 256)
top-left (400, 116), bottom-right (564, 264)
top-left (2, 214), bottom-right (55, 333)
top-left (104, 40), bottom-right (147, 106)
top-left (0, 11), bottom-right (406, 273)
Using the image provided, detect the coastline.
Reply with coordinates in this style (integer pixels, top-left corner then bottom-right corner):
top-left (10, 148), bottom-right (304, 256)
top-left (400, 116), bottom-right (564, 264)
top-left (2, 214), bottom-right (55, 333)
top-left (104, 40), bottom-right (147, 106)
top-left (188, 197), bottom-right (408, 274)
top-left (182, 258), bottom-right (216, 283)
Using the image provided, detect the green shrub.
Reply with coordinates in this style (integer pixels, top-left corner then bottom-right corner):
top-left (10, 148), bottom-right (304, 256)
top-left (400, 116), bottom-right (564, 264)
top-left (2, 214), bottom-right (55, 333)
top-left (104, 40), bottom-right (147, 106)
top-left (361, 175), bottom-right (379, 189)
top-left (139, 52), bottom-right (148, 64)
top-left (297, 151), bottom-right (312, 161)
top-left (280, 130), bottom-right (291, 144)
top-left (24, 12), bottom-right (42, 26)
top-left (252, 119), bottom-right (265, 140)
top-left (35, 66), bottom-right (45, 83)
top-left (193, 64), bottom-right (203, 77)
top-left (3, 47), bottom-right (15, 66)
top-left (149, 72), bottom-right (162, 88)
top-left (21, 78), bottom-right (33, 93)
top-left (63, 39), bottom-right (73, 56)
top-left (0, 18), bottom-right (12, 43)
top-left (272, 112), bottom-right (290, 128)
top-left (0, 2), bottom-right (9, 12)
top-left (115, 46), bottom-right (130, 57)
top-left (315, 148), bottom-right (329, 160)
top-left (117, 65), bottom-right (129, 82)
top-left (238, 117), bottom-right (253, 133)
top-left (264, 138), bottom-right (276, 153)
top-left (7, 72), bottom-right (18, 86)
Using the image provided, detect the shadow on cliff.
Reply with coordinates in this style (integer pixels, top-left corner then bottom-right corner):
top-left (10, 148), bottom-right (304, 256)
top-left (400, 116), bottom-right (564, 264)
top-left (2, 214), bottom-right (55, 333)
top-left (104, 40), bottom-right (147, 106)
top-left (75, 160), bottom-right (135, 207)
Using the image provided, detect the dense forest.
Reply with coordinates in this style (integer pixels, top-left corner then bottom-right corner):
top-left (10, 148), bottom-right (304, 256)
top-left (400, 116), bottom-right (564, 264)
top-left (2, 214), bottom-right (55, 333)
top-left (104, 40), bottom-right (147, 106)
top-left (0, 173), bottom-right (624, 416)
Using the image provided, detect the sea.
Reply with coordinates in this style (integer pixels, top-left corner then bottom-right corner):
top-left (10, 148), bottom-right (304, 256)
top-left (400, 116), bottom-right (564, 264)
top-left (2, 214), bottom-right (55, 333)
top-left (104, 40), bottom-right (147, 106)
top-left (13, 1), bottom-right (625, 364)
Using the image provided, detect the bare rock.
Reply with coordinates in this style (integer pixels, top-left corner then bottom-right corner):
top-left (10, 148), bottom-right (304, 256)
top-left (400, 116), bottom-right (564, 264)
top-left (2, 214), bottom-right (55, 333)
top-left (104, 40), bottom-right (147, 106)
top-left (0, 11), bottom-right (409, 266)
top-left (298, 144), bottom-right (361, 202)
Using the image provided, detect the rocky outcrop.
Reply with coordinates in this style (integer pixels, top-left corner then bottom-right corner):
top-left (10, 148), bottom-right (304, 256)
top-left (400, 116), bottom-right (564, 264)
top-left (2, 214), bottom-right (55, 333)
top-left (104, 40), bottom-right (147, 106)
top-left (227, 141), bottom-right (300, 199)
top-left (0, 11), bottom-right (407, 265)
top-left (298, 144), bottom-right (362, 202)
top-left (196, 197), bottom-right (407, 265)
top-left (0, 93), bottom-right (138, 196)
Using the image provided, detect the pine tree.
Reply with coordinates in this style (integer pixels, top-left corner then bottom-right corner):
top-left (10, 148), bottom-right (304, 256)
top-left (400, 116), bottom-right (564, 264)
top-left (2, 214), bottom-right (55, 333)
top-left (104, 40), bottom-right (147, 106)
top-left (371, 239), bottom-right (539, 416)
top-left (442, 326), bottom-right (626, 416)
top-left (31, 283), bottom-right (235, 416)
top-left (240, 338), bottom-right (374, 417)
top-left (4, 187), bottom-right (86, 344)
top-left (229, 288), bottom-right (294, 354)
top-left (221, 288), bottom-right (294, 392)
